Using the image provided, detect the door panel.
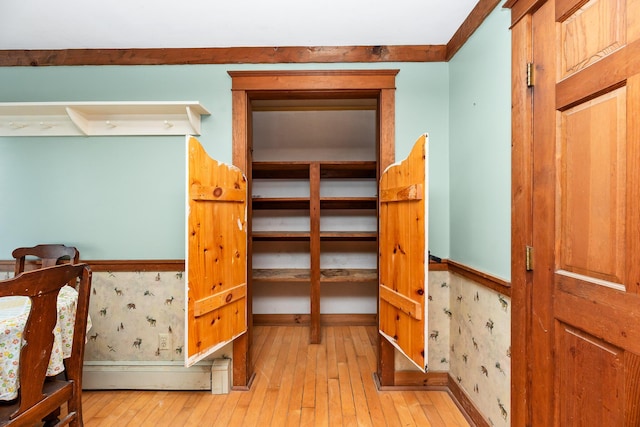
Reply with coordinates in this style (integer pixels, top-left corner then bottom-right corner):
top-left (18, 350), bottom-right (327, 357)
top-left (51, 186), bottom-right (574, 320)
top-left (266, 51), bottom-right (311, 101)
top-left (558, 88), bottom-right (626, 288)
top-left (555, 322), bottom-right (624, 426)
top-left (378, 134), bottom-right (428, 372)
top-left (530, 0), bottom-right (640, 424)
top-left (185, 136), bottom-right (248, 367)
top-left (558, 0), bottom-right (625, 80)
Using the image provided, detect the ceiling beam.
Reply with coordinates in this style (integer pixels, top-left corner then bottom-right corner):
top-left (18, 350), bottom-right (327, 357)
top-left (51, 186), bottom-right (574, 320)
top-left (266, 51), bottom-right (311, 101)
top-left (0, 45), bottom-right (446, 66)
top-left (0, 0), bottom-right (501, 66)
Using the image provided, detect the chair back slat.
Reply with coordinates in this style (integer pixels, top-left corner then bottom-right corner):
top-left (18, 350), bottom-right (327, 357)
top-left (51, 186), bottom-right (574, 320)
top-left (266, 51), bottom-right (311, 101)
top-left (16, 290), bottom-right (60, 411)
top-left (12, 244), bottom-right (80, 275)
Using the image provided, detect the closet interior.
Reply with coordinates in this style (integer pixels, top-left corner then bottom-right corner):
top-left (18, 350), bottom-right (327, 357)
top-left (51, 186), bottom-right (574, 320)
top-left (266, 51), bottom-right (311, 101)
top-left (249, 97), bottom-right (380, 343)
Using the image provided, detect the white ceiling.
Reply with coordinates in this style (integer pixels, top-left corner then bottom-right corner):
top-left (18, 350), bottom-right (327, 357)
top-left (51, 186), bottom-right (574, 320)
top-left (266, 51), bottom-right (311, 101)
top-left (0, 0), bottom-right (479, 50)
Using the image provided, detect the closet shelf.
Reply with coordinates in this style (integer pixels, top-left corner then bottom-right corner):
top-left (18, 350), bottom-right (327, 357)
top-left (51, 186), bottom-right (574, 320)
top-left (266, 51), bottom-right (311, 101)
top-left (0, 101), bottom-right (210, 136)
top-left (251, 231), bottom-right (377, 241)
top-left (252, 231), bottom-right (310, 241)
top-left (251, 196), bottom-right (377, 210)
top-left (320, 231), bottom-right (377, 241)
top-left (252, 197), bottom-right (310, 209)
top-left (320, 197), bottom-right (377, 209)
top-left (252, 160), bottom-right (377, 179)
top-left (320, 161), bottom-right (377, 178)
top-left (253, 268), bottom-right (377, 283)
top-left (252, 162), bottom-right (311, 179)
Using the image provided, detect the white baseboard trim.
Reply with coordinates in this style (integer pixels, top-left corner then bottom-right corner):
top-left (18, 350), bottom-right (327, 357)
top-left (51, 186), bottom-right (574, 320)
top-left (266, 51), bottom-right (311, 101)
top-left (82, 361), bottom-right (213, 391)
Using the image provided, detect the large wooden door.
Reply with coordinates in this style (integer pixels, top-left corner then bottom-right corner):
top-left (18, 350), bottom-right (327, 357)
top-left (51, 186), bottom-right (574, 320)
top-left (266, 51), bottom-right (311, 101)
top-left (185, 136), bottom-right (248, 367)
top-left (527, 0), bottom-right (640, 424)
top-left (378, 134), bottom-right (429, 372)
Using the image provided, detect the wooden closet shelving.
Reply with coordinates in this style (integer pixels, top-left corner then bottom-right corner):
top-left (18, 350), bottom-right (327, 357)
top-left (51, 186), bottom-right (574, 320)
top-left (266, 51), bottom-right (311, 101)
top-left (251, 159), bottom-right (378, 342)
top-left (251, 198), bottom-right (310, 210)
top-left (252, 268), bottom-right (378, 282)
top-left (320, 197), bottom-right (377, 210)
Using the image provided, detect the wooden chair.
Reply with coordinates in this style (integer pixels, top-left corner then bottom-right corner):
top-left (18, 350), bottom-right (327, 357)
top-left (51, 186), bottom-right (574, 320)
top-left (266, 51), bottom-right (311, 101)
top-left (11, 244), bottom-right (81, 425)
top-left (12, 244), bottom-right (80, 275)
top-left (0, 263), bottom-right (92, 427)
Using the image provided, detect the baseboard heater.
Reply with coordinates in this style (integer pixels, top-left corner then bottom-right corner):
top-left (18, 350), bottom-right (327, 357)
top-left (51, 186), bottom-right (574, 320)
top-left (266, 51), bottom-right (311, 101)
top-left (83, 359), bottom-right (231, 394)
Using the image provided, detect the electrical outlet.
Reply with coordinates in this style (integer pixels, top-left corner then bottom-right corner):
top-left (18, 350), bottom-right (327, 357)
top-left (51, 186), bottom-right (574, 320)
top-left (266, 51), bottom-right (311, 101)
top-left (158, 333), bottom-right (171, 351)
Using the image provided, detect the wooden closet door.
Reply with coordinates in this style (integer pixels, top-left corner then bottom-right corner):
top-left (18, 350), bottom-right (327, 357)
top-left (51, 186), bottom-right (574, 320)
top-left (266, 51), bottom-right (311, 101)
top-left (378, 135), bottom-right (429, 372)
top-left (185, 136), bottom-right (248, 367)
top-left (530, 0), bottom-right (640, 424)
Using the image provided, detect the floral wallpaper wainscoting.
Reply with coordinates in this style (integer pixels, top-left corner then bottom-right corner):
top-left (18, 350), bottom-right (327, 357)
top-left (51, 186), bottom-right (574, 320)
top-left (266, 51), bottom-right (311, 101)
top-left (84, 271), bottom-right (185, 362)
top-left (393, 270), bottom-right (451, 371)
top-left (427, 270), bottom-right (451, 371)
top-left (2, 266), bottom-right (512, 424)
top-left (449, 273), bottom-right (511, 427)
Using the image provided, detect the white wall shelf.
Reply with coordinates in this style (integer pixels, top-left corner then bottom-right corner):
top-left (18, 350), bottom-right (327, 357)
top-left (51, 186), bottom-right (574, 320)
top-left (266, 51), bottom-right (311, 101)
top-left (0, 101), bottom-right (210, 136)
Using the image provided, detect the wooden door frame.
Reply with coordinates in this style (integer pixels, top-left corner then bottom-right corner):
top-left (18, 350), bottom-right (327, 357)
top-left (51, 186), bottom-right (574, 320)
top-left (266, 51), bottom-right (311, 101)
top-left (509, 8), bottom-right (534, 427)
top-left (229, 69), bottom-right (398, 388)
top-left (504, 0), bottom-right (538, 424)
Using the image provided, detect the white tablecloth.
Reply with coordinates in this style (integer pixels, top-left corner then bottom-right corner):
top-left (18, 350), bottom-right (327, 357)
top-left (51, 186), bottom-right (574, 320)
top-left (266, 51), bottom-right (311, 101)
top-left (0, 285), bottom-right (91, 401)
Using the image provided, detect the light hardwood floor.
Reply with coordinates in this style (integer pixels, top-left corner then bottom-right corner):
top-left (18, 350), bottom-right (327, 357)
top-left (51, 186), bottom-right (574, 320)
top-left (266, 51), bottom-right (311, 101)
top-left (78, 325), bottom-right (470, 426)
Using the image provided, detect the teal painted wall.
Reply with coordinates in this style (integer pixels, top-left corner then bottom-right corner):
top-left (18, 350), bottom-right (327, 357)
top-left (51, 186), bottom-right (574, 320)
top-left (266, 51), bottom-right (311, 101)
top-left (396, 65), bottom-right (450, 261)
top-left (449, 4), bottom-right (512, 280)
top-left (0, 63), bottom-right (451, 260)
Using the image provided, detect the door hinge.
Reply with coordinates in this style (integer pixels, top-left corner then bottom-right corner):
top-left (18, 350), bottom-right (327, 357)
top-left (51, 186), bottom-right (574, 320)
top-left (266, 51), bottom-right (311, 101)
top-left (526, 62), bottom-right (534, 87)
top-left (525, 245), bottom-right (534, 271)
